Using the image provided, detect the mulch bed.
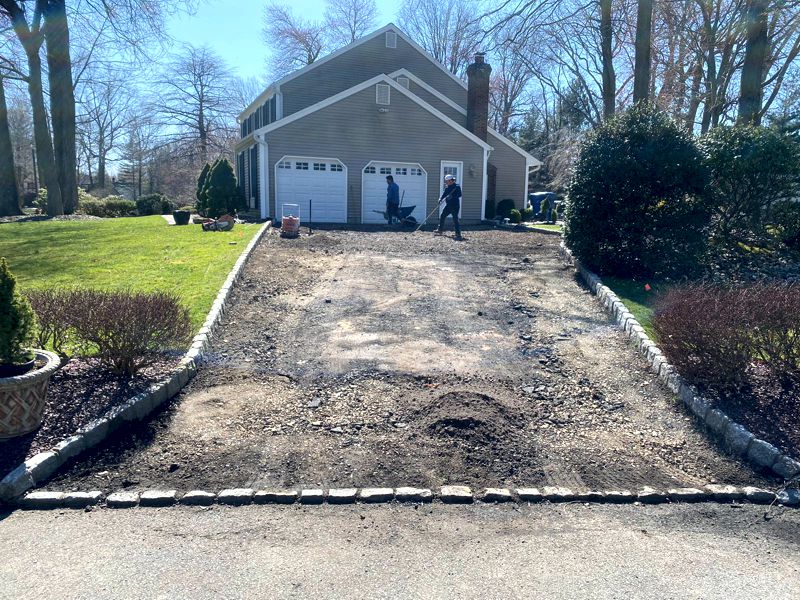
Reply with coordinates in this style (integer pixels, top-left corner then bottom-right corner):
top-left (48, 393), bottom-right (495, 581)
top-left (706, 365), bottom-right (799, 460)
top-left (0, 214), bottom-right (102, 224)
top-left (0, 357), bottom-right (179, 480)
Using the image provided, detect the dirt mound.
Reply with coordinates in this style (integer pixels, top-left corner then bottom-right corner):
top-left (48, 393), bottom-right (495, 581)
top-left (412, 391), bottom-right (525, 447)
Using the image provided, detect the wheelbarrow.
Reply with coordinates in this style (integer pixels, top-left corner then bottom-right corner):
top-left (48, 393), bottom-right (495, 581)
top-left (373, 204), bottom-right (418, 227)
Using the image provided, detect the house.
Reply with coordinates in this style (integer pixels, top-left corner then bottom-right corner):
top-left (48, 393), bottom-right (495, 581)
top-left (234, 23), bottom-right (541, 224)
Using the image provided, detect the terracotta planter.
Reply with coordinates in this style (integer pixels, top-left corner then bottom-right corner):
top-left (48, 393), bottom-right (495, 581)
top-left (0, 350), bottom-right (60, 439)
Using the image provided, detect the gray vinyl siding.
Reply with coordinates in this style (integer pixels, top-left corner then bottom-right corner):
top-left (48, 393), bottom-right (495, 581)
top-left (489, 133), bottom-right (528, 206)
top-left (281, 32), bottom-right (467, 116)
top-left (265, 85), bottom-right (485, 223)
top-left (405, 79), bottom-right (466, 123)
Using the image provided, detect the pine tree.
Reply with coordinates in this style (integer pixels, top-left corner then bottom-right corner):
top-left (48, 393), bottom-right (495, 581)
top-left (0, 258), bottom-right (37, 365)
top-left (203, 159), bottom-right (244, 218)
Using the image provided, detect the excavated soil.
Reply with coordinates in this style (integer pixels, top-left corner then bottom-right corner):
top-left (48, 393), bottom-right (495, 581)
top-left (46, 227), bottom-right (774, 493)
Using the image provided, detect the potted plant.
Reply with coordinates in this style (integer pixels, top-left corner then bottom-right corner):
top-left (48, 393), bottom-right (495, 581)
top-left (0, 259), bottom-right (60, 439)
top-left (173, 206), bottom-right (193, 226)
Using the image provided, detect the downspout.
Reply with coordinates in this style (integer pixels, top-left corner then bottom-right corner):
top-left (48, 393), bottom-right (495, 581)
top-left (482, 147), bottom-right (492, 221)
top-left (254, 131), bottom-right (269, 220)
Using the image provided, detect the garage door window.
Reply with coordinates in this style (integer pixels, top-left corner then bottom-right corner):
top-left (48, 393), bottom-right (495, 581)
top-left (364, 165), bottom-right (376, 174)
top-left (278, 161), bottom-right (291, 169)
top-left (313, 163), bottom-right (326, 171)
top-left (395, 167), bottom-right (407, 176)
top-left (331, 163), bottom-right (343, 172)
top-left (379, 167), bottom-right (391, 175)
top-left (295, 162), bottom-right (309, 170)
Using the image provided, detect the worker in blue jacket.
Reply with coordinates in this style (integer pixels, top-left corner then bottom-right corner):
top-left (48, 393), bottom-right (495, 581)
top-left (386, 175), bottom-right (400, 223)
top-left (436, 173), bottom-right (462, 240)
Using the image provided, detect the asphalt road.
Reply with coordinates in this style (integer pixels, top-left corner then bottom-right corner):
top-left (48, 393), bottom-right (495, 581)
top-left (1, 502), bottom-right (798, 599)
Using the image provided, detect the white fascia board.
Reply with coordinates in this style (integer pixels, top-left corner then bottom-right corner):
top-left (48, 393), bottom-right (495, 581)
top-left (252, 75), bottom-right (492, 152)
top-left (389, 68), bottom-right (541, 165)
top-left (239, 22), bottom-right (467, 121)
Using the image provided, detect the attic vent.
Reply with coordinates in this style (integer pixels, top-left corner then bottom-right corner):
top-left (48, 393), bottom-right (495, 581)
top-left (385, 31), bottom-right (397, 48)
top-left (397, 76), bottom-right (410, 89)
top-left (376, 84), bottom-right (391, 106)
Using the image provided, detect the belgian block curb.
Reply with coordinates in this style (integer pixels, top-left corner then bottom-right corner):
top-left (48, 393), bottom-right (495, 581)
top-left (0, 222), bottom-right (273, 504)
top-left (559, 242), bottom-right (800, 485)
top-left (15, 484), bottom-right (800, 511)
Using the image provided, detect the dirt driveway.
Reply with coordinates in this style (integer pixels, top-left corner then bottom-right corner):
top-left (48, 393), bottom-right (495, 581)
top-left (49, 228), bottom-right (772, 492)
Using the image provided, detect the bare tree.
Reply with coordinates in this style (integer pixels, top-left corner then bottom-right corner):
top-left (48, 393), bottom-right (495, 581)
top-left (633, 0), bottom-right (653, 102)
top-left (0, 73), bottom-right (20, 216)
top-left (263, 3), bottom-right (326, 79)
top-left (324, 0), bottom-right (378, 46)
top-left (398, 0), bottom-right (484, 75)
top-left (600, 0), bottom-right (616, 118)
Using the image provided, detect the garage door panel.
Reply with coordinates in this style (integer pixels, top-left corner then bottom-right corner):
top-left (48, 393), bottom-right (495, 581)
top-left (276, 158), bottom-right (347, 223)
top-left (362, 162), bottom-right (428, 224)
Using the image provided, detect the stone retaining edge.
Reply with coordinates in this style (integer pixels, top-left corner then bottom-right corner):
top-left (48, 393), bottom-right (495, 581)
top-left (15, 484), bottom-right (800, 510)
top-left (0, 222), bottom-right (273, 503)
top-left (558, 242), bottom-right (800, 486)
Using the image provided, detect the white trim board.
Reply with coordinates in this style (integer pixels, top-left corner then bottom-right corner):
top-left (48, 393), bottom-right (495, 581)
top-left (239, 23), bottom-right (467, 120)
top-left (439, 160), bottom-right (464, 219)
top-left (388, 68), bottom-right (541, 166)
top-left (252, 75), bottom-right (493, 152)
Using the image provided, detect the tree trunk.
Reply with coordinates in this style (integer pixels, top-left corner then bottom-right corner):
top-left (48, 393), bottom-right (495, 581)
top-left (633, 0), bottom-right (654, 103)
top-left (738, 0), bottom-right (769, 125)
top-left (600, 0), bottom-right (616, 118)
top-left (0, 76), bottom-right (22, 217)
top-left (44, 0), bottom-right (78, 213)
top-left (27, 48), bottom-right (63, 216)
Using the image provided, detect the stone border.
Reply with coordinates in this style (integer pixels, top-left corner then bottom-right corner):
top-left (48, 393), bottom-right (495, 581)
top-left (559, 242), bottom-right (800, 485)
top-left (0, 222), bottom-right (273, 503)
top-left (15, 484), bottom-right (800, 510)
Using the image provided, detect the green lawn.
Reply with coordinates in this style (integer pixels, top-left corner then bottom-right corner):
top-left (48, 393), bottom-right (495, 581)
top-left (0, 216), bottom-right (260, 330)
top-left (601, 276), bottom-right (665, 338)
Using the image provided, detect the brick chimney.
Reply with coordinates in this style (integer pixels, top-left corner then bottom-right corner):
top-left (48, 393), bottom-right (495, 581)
top-left (466, 52), bottom-right (491, 142)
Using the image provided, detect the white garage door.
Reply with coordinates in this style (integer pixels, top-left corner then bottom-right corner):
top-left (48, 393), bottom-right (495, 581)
top-left (275, 157), bottom-right (347, 223)
top-left (362, 162), bottom-right (428, 224)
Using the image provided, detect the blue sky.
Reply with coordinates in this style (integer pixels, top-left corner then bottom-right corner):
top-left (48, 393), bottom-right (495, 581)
top-left (166, 0), bottom-right (398, 82)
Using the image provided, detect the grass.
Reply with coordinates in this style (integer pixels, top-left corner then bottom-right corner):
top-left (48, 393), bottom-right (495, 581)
top-left (601, 276), bottom-right (666, 338)
top-left (530, 223), bottom-right (562, 232)
top-left (0, 216), bottom-right (260, 330)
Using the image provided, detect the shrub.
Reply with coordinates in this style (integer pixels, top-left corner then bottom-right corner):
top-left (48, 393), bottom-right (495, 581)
top-left (196, 162), bottom-right (212, 214)
top-left (79, 196), bottom-right (136, 218)
top-left (509, 208), bottom-right (521, 223)
top-left (70, 290), bottom-right (192, 375)
top-left (540, 196), bottom-right (551, 221)
top-left (136, 193), bottom-right (176, 216)
top-left (177, 205), bottom-right (195, 212)
top-left (203, 158), bottom-right (245, 218)
top-left (0, 258), bottom-right (37, 364)
top-left (564, 103), bottom-right (710, 279)
top-left (699, 125), bottom-right (800, 247)
top-left (485, 198), bottom-right (496, 220)
top-left (522, 207), bottom-right (534, 222)
top-left (653, 282), bottom-right (800, 387)
top-left (770, 200), bottom-right (800, 251)
top-left (34, 188), bottom-right (48, 212)
top-left (496, 198), bottom-right (515, 219)
top-left (26, 288), bottom-right (74, 356)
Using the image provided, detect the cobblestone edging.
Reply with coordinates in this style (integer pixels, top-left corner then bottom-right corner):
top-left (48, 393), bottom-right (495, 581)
top-left (0, 222), bottom-right (273, 503)
top-left (559, 242), bottom-right (800, 486)
top-left (15, 484), bottom-right (800, 510)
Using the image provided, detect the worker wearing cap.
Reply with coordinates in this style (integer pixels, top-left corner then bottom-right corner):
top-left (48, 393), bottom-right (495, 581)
top-left (436, 173), bottom-right (462, 240)
top-left (386, 175), bottom-right (400, 224)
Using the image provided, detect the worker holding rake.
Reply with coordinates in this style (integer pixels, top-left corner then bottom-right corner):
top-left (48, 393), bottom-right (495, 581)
top-left (436, 173), bottom-right (463, 240)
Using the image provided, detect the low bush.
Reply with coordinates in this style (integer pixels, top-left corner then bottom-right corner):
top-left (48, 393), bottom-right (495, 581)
top-left (522, 207), bottom-right (533, 222)
top-left (177, 205), bottom-right (195, 212)
top-left (509, 208), bottom-right (521, 223)
top-left (33, 188), bottom-right (48, 212)
top-left (485, 198), bottom-right (496, 220)
top-left (25, 288), bottom-right (74, 356)
top-left (136, 193), bottom-right (176, 216)
top-left (771, 200), bottom-right (800, 251)
top-left (653, 282), bottom-right (800, 387)
top-left (496, 198), bottom-right (515, 219)
top-left (70, 289), bottom-right (191, 375)
top-left (79, 196), bottom-right (136, 218)
top-left (565, 103), bottom-right (710, 278)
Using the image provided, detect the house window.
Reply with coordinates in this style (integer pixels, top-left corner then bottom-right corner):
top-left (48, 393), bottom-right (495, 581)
top-left (395, 167), bottom-right (407, 176)
top-left (379, 167), bottom-right (391, 175)
top-left (364, 166), bottom-right (376, 174)
top-left (313, 163), bottom-right (326, 171)
top-left (330, 163), bottom-right (343, 172)
top-left (385, 31), bottom-right (397, 48)
top-left (278, 161), bottom-right (291, 169)
top-left (376, 84), bottom-right (390, 106)
top-left (397, 76), bottom-right (410, 89)
top-left (295, 162), bottom-right (309, 170)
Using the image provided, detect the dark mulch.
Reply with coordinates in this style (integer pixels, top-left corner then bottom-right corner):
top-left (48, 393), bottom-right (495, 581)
top-left (0, 357), bottom-right (178, 480)
top-left (706, 365), bottom-right (799, 459)
top-left (0, 214), bottom-right (102, 224)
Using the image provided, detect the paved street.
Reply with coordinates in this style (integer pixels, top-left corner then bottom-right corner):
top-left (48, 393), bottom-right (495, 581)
top-left (1, 502), bottom-right (798, 599)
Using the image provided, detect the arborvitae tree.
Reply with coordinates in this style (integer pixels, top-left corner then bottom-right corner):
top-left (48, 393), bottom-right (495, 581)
top-left (196, 162), bottom-right (211, 212)
top-left (203, 158), bottom-right (245, 218)
top-left (0, 258), bottom-right (37, 365)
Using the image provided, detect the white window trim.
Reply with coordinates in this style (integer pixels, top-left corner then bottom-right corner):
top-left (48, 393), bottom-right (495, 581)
top-left (360, 160), bottom-right (428, 224)
top-left (440, 160), bottom-right (464, 219)
top-left (376, 83), bottom-right (391, 105)
top-left (273, 155), bottom-right (348, 223)
top-left (386, 31), bottom-right (397, 48)
top-left (396, 76), bottom-right (410, 89)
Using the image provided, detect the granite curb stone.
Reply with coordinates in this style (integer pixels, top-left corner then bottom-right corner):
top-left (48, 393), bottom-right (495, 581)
top-left (139, 490), bottom-right (177, 507)
top-left (217, 489), bottom-right (255, 505)
top-left (106, 492), bottom-right (140, 508)
top-left (63, 491), bottom-right (102, 508)
top-left (254, 490), bottom-right (298, 504)
top-left (328, 488), bottom-right (359, 504)
top-left (394, 487), bottom-right (433, 502)
top-left (359, 488), bottom-right (394, 503)
top-left (20, 491), bottom-right (65, 509)
top-left (300, 489), bottom-right (325, 504)
top-left (180, 491), bottom-right (216, 506)
top-left (440, 486), bottom-right (474, 503)
top-left (480, 488), bottom-right (514, 502)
